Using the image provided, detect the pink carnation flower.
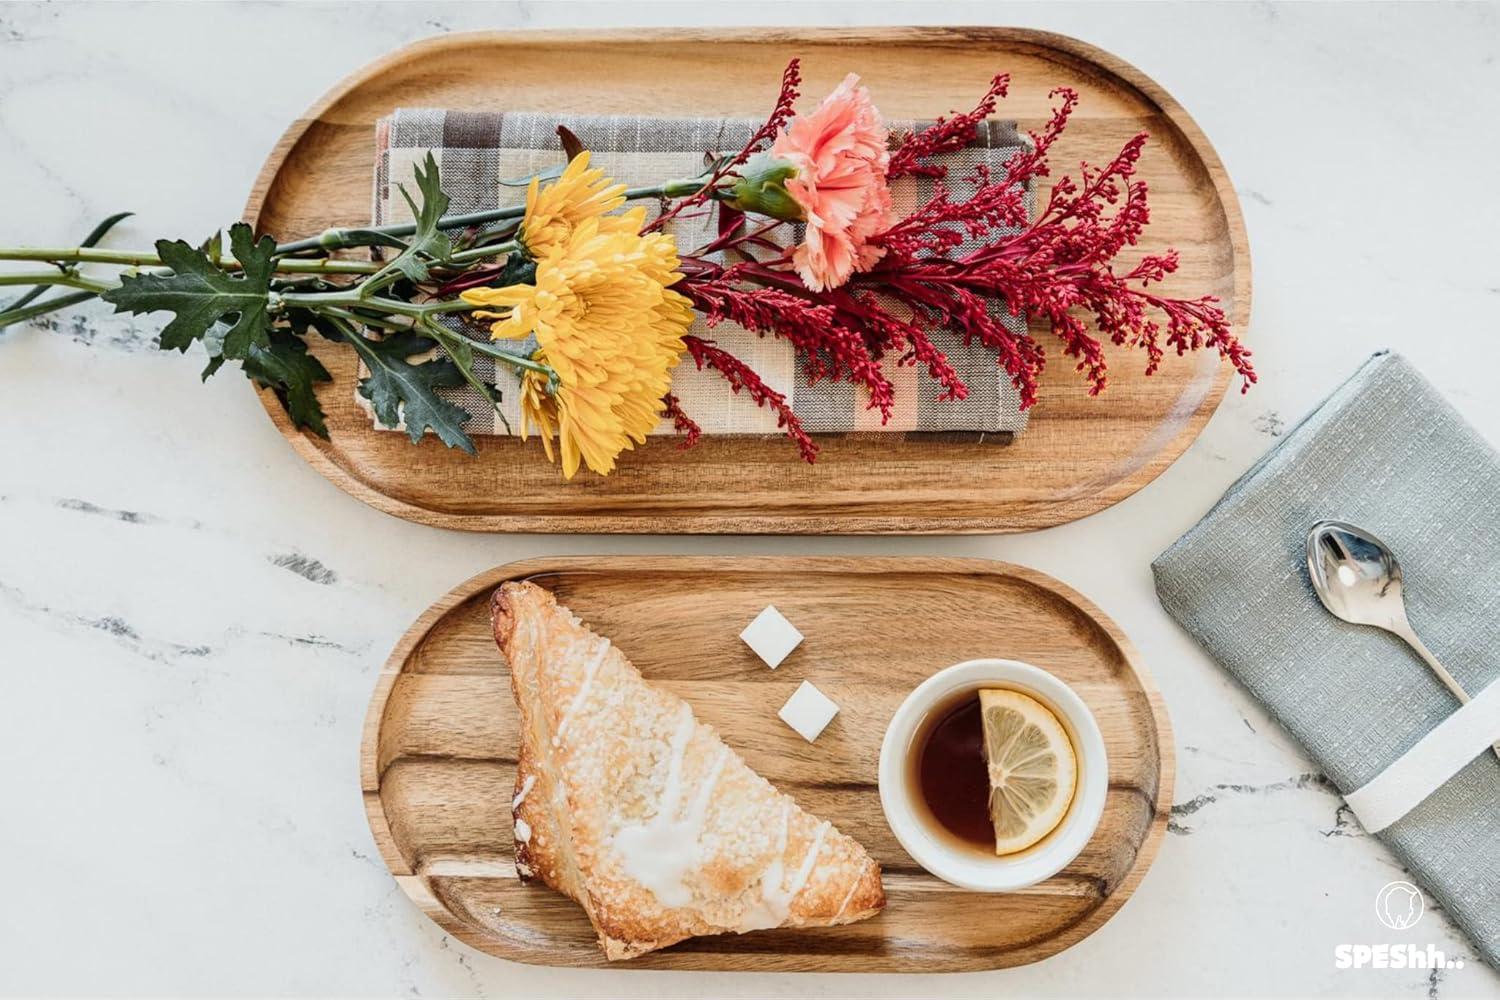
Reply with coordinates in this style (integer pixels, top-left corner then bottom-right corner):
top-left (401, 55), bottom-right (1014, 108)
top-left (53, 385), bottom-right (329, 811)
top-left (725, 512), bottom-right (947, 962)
top-left (772, 73), bottom-right (892, 292)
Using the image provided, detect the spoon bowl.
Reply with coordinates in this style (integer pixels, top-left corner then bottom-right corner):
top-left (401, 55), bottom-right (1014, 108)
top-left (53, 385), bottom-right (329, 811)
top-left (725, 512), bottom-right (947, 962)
top-left (1306, 520), bottom-right (1500, 762)
top-left (1306, 520), bottom-right (1408, 631)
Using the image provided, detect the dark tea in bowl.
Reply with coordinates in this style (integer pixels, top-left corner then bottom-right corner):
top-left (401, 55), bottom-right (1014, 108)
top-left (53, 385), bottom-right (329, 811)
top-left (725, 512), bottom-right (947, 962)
top-left (879, 659), bottom-right (1108, 891)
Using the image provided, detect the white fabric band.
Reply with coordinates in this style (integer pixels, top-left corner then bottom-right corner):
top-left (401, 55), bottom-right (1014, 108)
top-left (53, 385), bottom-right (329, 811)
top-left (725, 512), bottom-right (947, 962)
top-left (1344, 681), bottom-right (1500, 833)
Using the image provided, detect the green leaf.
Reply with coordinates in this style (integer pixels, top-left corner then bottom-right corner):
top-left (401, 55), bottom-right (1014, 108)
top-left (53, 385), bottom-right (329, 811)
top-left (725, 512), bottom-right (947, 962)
top-left (199, 321), bottom-right (229, 380)
top-left (286, 308), bottom-right (347, 343)
top-left (492, 254), bottom-right (537, 288)
top-left (103, 222), bottom-right (275, 360)
top-left (422, 322), bottom-right (511, 434)
top-left (242, 327), bottom-right (332, 437)
top-left (384, 153), bottom-right (452, 283)
top-left (346, 328), bottom-right (475, 454)
top-left (199, 229), bottom-right (223, 263)
top-left (81, 211), bottom-right (136, 249)
top-left (2, 284), bottom-right (52, 316)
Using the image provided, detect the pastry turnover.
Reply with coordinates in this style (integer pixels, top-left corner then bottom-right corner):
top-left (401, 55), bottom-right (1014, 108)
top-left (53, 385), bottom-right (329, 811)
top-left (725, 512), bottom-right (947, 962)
top-left (492, 581), bottom-right (885, 960)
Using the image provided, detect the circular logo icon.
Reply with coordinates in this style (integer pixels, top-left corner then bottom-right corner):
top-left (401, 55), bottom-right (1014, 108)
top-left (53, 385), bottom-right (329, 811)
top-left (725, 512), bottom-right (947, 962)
top-left (1374, 881), bottom-right (1424, 930)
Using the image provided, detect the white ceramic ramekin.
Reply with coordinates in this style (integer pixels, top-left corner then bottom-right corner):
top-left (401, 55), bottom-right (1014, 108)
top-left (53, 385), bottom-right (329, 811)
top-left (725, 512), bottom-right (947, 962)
top-left (877, 658), bottom-right (1108, 891)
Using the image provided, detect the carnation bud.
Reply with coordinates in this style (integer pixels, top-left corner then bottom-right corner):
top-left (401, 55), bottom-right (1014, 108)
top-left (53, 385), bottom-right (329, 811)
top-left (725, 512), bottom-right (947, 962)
top-left (720, 152), bottom-right (805, 222)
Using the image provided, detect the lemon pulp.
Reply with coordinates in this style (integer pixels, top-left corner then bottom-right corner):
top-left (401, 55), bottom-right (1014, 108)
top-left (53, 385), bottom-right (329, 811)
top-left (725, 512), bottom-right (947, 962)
top-left (978, 688), bottom-right (1078, 855)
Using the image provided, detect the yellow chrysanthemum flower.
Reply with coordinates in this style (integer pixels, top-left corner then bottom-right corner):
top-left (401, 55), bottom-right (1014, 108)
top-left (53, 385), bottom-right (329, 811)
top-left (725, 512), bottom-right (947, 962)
top-left (518, 151), bottom-right (631, 257)
top-left (463, 211), bottom-right (693, 478)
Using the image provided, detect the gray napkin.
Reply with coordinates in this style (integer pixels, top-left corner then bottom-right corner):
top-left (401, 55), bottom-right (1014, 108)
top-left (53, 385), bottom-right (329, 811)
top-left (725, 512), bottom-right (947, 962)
top-left (1153, 352), bottom-right (1500, 968)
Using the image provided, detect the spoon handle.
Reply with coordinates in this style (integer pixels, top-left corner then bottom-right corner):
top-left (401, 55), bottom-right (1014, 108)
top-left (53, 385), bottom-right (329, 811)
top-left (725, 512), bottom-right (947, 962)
top-left (1393, 625), bottom-right (1500, 763)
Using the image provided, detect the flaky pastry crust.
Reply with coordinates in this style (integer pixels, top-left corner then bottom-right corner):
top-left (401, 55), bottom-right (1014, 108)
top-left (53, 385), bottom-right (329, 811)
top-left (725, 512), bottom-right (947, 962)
top-left (493, 581), bottom-right (884, 960)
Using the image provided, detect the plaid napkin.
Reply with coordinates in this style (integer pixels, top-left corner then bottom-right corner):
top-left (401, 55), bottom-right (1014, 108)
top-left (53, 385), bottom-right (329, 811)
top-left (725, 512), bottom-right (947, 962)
top-left (365, 109), bottom-right (1033, 440)
top-left (1153, 352), bottom-right (1500, 968)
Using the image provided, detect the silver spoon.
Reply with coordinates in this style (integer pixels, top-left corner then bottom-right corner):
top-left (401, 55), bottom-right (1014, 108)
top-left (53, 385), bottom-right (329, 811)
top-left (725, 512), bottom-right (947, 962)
top-left (1306, 520), bottom-right (1500, 762)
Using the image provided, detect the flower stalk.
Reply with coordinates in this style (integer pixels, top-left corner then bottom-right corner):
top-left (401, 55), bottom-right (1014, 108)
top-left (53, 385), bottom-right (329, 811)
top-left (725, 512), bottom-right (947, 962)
top-left (273, 179), bottom-right (709, 256)
top-left (0, 272), bottom-right (113, 292)
top-left (0, 246), bottom-right (383, 274)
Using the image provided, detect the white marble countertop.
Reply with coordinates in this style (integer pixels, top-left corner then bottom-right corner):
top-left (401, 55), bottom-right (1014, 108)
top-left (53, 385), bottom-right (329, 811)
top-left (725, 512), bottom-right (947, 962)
top-left (3, 1), bottom-right (1498, 996)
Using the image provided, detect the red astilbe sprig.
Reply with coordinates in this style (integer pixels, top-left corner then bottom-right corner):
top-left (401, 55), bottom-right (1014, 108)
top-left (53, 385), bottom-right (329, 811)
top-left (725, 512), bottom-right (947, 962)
top-left (856, 85), bottom-right (1255, 404)
top-left (681, 272), bottom-right (897, 417)
top-left (725, 58), bottom-right (803, 169)
top-left (679, 250), bottom-right (973, 408)
top-left (887, 74), bottom-right (1011, 179)
top-left (660, 393), bottom-right (702, 450)
top-left (682, 335), bottom-right (818, 463)
top-left (655, 71), bottom-right (1253, 464)
top-left (876, 88), bottom-right (1077, 259)
top-left (872, 306), bottom-right (969, 399)
top-left (643, 59), bottom-right (802, 235)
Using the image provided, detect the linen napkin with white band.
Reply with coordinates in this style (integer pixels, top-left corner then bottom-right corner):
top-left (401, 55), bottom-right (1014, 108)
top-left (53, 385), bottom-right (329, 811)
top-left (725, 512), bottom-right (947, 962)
top-left (1154, 352), bottom-right (1500, 968)
top-left (366, 109), bottom-right (1033, 441)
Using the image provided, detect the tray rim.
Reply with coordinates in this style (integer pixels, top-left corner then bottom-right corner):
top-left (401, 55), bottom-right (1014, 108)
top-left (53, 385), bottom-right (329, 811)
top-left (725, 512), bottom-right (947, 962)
top-left (359, 555), bottom-right (1176, 972)
top-left (242, 25), bottom-right (1251, 535)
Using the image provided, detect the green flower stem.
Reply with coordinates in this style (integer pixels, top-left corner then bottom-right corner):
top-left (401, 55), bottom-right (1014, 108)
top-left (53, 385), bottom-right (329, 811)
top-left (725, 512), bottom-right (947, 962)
top-left (661, 175), bottom-right (722, 199)
top-left (318, 301), bottom-right (551, 386)
top-left (355, 268), bottom-right (408, 301)
top-left (454, 331), bottom-right (555, 382)
top-left (448, 240), bottom-right (522, 267)
top-left (273, 258), bottom-right (383, 276)
top-left (419, 319), bottom-right (555, 383)
top-left (274, 176), bottom-right (712, 256)
top-left (0, 290), bottom-right (98, 330)
top-left (278, 209), bottom-right (521, 256)
top-left (0, 246), bottom-right (382, 275)
top-left (0, 272), bottom-right (114, 294)
top-left (421, 298), bottom-right (485, 315)
top-left (280, 288), bottom-right (479, 319)
top-left (318, 304), bottom-right (402, 327)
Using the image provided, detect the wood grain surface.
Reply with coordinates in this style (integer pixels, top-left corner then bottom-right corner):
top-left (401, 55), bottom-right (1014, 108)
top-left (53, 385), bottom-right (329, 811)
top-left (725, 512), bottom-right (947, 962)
top-left (243, 27), bottom-right (1251, 534)
top-left (360, 556), bottom-right (1174, 971)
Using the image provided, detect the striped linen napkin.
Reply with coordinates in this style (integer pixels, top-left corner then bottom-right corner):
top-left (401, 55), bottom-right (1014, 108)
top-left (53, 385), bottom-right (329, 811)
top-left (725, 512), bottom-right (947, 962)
top-left (364, 109), bottom-right (1033, 441)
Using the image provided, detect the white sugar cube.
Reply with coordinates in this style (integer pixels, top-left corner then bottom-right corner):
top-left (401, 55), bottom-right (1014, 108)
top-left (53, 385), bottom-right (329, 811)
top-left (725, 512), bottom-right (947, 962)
top-left (739, 604), bottom-right (803, 669)
top-left (778, 681), bottom-right (839, 742)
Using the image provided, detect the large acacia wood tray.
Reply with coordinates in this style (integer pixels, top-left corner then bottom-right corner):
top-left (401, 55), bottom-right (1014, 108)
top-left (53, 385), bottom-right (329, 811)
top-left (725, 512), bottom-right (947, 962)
top-left (360, 556), bottom-right (1173, 971)
top-left (247, 28), bottom-right (1250, 533)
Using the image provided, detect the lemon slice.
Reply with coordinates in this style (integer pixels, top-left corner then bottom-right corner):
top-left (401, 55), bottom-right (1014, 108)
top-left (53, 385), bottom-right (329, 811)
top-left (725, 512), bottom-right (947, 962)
top-left (978, 688), bottom-right (1078, 855)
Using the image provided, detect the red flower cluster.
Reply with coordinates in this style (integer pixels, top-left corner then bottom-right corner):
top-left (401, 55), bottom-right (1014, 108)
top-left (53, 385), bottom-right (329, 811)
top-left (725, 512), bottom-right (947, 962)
top-left (667, 61), bottom-right (1255, 459)
top-left (886, 74), bottom-right (1011, 180)
top-left (682, 335), bottom-right (817, 462)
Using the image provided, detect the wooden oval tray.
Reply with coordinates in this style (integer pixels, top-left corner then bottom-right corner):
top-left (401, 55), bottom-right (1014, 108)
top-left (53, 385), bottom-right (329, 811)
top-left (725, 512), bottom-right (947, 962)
top-left (245, 27), bottom-right (1250, 534)
top-left (360, 556), bottom-right (1173, 971)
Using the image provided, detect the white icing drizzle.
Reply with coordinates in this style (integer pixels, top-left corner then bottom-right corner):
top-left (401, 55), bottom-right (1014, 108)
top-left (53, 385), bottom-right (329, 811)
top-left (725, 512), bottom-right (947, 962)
top-left (514, 817), bottom-right (532, 843)
top-left (738, 811), bottom-right (829, 931)
top-left (552, 640), bottom-right (608, 747)
top-left (609, 705), bottom-right (727, 909)
top-left (833, 873), bottom-right (861, 918)
top-left (512, 774), bottom-right (536, 810)
top-left (736, 804), bottom-right (789, 931)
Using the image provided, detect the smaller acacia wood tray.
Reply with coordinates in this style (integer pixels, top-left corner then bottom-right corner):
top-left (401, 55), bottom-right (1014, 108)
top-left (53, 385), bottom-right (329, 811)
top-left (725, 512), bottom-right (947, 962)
top-left (360, 557), bottom-right (1173, 972)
